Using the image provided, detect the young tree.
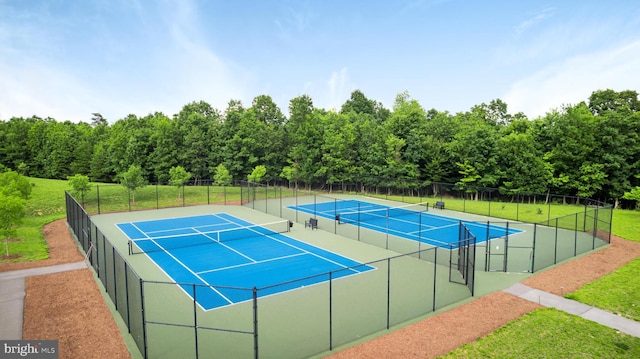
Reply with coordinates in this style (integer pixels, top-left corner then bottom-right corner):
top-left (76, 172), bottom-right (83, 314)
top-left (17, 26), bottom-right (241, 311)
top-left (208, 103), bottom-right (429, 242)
top-left (119, 165), bottom-right (146, 203)
top-left (0, 170), bottom-right (32, 200)
top-left (67, 174), bottom-right (91, 205)
top-left (622, 175), bottom-right (640, 209)
top-left (247, 165), bottom-right (267, 183)
top-left (0, 193), bottom-right (26, 257)
top-left (212, 164), bottom-right (232, 186)
top-left (169, 166), bottom-right (192, 199)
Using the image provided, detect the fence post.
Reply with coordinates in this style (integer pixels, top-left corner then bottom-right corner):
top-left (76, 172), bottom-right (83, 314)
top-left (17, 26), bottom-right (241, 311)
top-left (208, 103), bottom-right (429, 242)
top-left (97, 185), bottom-right (101, 214)
top-left (253, 287), bottom-right (259, 359)
top-left (432, 248), bottom-right (438, 311)
top-left (386, 257), bottom-right (391, 329)
top-left (531, 223), bottom-right (537, 273)
top-left (574, 213), bottom-right (578, 256)
top-left (329, 272), bottom-right (333, 350)
top-left (279, 187), bottom-right (282, 218)
top-left (503, 222), bottom-right (509, 272)
top-left (113, 246), bottom-right (118, 310)
top-left (193, 284), bottom-right (199, 359)
top-left (140, 279), bottom-right (148, 359)
top-left (125, 262), bottom-right (131, 329)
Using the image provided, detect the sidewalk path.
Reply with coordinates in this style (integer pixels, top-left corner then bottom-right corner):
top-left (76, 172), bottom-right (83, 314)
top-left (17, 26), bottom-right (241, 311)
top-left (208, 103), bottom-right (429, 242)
top-left (0, 261), bottom-right (87, 339)
top-left (504, 283), bottom-right (640, 338)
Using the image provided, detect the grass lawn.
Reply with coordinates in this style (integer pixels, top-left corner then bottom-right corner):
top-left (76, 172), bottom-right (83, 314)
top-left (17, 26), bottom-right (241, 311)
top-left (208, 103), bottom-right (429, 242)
top-left (1, 178), bottom-right (292, 262)
top-left (1, 177), bottom-right (68, 262)
top-left (565, 257), bottom-right (640, 321)
top-left (441, 308), bottom-right (640, 358)
top-left (562, 209), bottom-right (640, 322)
top-left (441, 206), bottom-right (640, 358)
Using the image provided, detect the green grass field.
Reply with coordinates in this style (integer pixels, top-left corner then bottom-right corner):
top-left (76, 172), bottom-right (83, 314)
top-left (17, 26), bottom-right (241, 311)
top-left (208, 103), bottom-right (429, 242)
top-left (3, 178), bottom-right (640, 358)
top-left (441, 202), bottom-right (640, 358)
top-left (440, 308), bottom-right (640, 358)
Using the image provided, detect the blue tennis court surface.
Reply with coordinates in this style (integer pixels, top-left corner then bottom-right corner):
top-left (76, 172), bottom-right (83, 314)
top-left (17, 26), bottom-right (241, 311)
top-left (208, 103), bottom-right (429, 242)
top-left (290, 200), bottom-right (522, 247)
top-left (117, 213), bottom-right (373, 310)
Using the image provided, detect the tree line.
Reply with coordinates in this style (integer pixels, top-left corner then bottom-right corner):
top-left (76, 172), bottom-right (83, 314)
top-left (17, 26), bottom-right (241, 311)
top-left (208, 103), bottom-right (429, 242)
top-left (1, 89), bottom-right (639, 208)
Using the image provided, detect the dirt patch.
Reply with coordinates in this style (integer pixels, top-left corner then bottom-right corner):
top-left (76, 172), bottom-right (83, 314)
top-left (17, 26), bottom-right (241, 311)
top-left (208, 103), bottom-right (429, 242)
top-left (23, 269), bottom-right (130, 359)
top-left (1, 239), bottom-right (23, 259)
top-left (328, 235), bottom-right (640, 359)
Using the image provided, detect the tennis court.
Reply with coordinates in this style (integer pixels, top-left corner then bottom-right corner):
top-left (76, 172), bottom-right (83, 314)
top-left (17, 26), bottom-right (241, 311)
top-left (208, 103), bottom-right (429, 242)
top-left (290, 200), bottom-right (522, 247)
top-left (117, 213), bottom-right (374, 310)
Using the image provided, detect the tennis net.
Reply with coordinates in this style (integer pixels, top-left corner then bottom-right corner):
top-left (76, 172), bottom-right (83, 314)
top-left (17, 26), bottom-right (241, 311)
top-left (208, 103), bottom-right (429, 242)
top-left (129, 219), bottom-right (291, 255)
top-left (337, 202), bottom-right (429, 225)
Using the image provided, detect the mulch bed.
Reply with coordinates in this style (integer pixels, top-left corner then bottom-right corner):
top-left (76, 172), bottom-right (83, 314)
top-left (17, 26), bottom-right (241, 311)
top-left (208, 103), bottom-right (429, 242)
top-left (2, 219), bottom-right (639, 359)
top-left (329, 234), bottom-right (640, 358)
top-left (0, 219), bottom-right (131, 359)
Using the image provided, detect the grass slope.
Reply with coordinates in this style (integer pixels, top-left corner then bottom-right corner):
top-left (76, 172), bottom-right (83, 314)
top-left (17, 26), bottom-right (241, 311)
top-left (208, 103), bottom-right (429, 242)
top-left (2, 177), bottom-right (68, 262)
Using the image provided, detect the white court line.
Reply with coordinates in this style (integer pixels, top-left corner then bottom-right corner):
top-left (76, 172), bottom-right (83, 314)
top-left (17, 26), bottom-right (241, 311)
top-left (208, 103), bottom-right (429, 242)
top-left (130, 222), bottom-right (235, 306)
top-left (193, 227), bottom-right (257, 263)
top-left (221, 215), bottom-right (368, 275)
top-left (195, 252), bottom-right (307, 275)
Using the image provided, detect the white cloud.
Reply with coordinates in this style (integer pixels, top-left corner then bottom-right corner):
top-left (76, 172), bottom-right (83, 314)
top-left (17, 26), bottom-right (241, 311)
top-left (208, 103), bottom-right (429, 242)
top-left (503, 39), bottom-right (640, 119)
top-left (514, 8), bottom-right (554, 37)
top-left (0, 1), bottom-right (255, 122)
top-left (324, 68), bottom-right (353, 111)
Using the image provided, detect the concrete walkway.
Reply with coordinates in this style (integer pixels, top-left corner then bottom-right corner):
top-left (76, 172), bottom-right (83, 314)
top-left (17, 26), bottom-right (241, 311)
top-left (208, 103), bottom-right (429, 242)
top-left (0, 262), bottom-right (87, 339)
top-left (504, 283), bottom-right (640, 338)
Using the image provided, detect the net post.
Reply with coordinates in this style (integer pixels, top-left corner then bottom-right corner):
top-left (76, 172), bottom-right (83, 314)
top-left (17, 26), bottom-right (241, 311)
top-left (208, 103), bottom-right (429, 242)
top-left (333, 199), bottom-right (338, 234)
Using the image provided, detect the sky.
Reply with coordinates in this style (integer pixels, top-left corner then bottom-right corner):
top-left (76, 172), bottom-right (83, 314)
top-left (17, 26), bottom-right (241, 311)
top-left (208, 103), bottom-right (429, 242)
top-left (1, 0), bottom-right (639, 123)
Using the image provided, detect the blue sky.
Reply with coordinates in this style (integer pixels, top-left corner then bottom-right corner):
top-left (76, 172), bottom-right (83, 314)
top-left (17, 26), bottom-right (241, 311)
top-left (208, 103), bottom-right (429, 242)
top-left (1, 0), bottom-right (639, 123)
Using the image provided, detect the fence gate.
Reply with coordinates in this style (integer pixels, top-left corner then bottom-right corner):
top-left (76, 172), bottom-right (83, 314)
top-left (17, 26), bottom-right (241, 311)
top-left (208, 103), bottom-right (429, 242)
top-left (485, 236), bottom-right (507, 272)
top-left (449, 224), bottom-right (476, 296)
